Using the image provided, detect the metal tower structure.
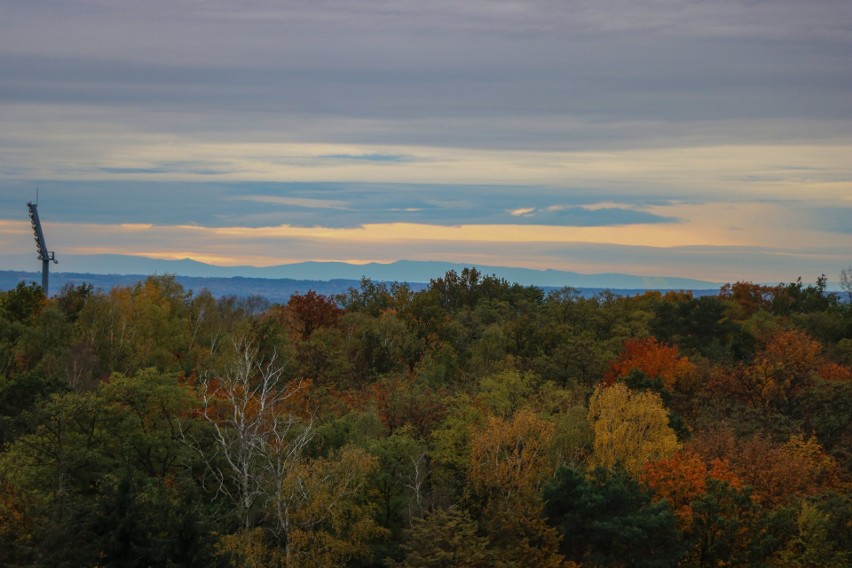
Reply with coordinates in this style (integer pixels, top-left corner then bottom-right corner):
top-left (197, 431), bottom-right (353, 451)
top-left (27, 201), bottom-right (58, 295)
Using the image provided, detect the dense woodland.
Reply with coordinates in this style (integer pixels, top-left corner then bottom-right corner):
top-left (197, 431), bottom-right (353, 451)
top-left (1, 268), bottom-right (850, 567)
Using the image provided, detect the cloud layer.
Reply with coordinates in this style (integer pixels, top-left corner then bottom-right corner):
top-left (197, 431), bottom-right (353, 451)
top-left (1, 1), bottom-right (850, 283)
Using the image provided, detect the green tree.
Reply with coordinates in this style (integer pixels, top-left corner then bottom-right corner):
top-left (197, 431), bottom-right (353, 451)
top-left (0, 370), bottom-right (211, 567)
top-left (397, 506), bottom-right (493, 567)
top-left (0, 281), bottom-right (46, 323)
top-left (772, 501), bottom-right (849, 568)
top-left (185, 290), bottom-right (253, 374)
top-left (14, 303), bottom-right (74, 384)
top-left (0, 282), bottom-right (48, 381)
top-left (687, 479), bottom-right (758, 568)
top-left (74, 275), bottom-right (192, 376)
top-left (54, 282), bottom-right (93, 323)
top-left (543, 466), bottom-right (685, 567)
top-left (367, 427), bottom-right (429, 535)
top-left (476, 369), bottom-right (536, 418)
top-left (344, 310), bottom-right (416, 381)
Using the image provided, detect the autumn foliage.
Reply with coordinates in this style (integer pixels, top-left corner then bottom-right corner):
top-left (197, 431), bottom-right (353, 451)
top-left (642, 452), bottom-right (742, 526)
top-left (280, 290), bottom-right (343, 340)
top-left (587, 383), bottom-right (679, 476)
top-left (707, 329), bottom-right (846, 415)
top-left (0, 272), bottom-right (849, 567)
top-left (603, 337), bottom-right (697, 391)
top-left (469, 408), bottom-right (555, 498)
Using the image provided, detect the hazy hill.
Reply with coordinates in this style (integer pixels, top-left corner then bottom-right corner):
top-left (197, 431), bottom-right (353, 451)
top-left (0, 253), bottom-right (720, 291)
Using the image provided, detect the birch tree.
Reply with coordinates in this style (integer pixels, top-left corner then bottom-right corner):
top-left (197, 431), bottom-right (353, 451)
top-left (183, 336), bottom-right (313, 539)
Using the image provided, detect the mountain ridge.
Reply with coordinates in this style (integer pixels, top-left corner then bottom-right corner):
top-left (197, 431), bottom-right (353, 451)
top-left (0, 253), bottom-right (721, 290)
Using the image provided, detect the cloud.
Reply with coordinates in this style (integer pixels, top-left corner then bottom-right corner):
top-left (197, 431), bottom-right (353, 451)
top-left (2, 216), bottom-right (846, 283)
top-left (508, 205), bottom-right (679, 226)
top-left (0, 180), bottom-right (687, 230)
top-left (1, 1), bottom-right (850, 282)
top-left (320, 154), bottom-right (409, 162)
top-left (806, 207), bottom-right (852, 234)
top-left (3, 1), bottom-right (850, 135)
top-left (548, 207), bottom-right (678, 227)
top-left (234, 195), bottom-right (351, 210)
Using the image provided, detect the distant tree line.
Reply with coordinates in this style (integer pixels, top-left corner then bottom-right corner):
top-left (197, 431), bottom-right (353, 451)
top-left (0, 267), bottom-right (850, 566)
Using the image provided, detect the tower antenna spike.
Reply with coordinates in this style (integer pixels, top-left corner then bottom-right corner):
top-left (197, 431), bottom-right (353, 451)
top-left (26, 199), bottom-right (57, 295)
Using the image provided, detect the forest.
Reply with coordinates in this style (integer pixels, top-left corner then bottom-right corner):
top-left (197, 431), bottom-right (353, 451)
top-left (0, 268), bottom-right (850, 567)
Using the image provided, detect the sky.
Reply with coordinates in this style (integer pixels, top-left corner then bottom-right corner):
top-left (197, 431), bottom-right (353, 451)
top-left (1, 0), bottom-right (850, 284)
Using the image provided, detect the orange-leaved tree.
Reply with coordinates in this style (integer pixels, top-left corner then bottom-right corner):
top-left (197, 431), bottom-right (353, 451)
top-left (642, 451), bottom-right (742, 527)
top-left (279, 291), bottom-right (343, 341)
top-left (603, 337), bottom-right (696, 391)
top-left (719, 281), bottom-right (782, 319)
top-left (688, 424), bottom-right (843, 508)
top-left (734, 434), bottom-right (842, 508)
top-left (708, 329), bottom-right (826, 415)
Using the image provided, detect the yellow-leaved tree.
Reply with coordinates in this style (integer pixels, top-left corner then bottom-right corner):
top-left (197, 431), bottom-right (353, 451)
top-left (587, 383), bottom-right (678, 477)
top-left (216, 445), bottom-right (387, 568)
top-left (468, 408), bottom-right (569, 567)
top-left (283, 445), bottom-right (388, 567)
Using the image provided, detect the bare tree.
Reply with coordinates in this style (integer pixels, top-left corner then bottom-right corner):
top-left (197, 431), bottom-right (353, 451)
top-left (841, 267), bottom-right (852, 303)
top-left (181, 336), bottom-right (313, 535)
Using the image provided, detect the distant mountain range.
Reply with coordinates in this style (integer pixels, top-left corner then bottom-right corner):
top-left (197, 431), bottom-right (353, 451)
top-left (0, 253), bottom-right (721, 291)
top-left (0, 270), bottom-right (375, 302)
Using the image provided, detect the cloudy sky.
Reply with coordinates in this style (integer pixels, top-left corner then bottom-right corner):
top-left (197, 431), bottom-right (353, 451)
top-left (1, 0), bottom-right (850, 283)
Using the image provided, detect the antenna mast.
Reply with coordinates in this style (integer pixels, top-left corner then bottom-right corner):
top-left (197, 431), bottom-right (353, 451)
top-left (27, 201), bottom-right (58, 295)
